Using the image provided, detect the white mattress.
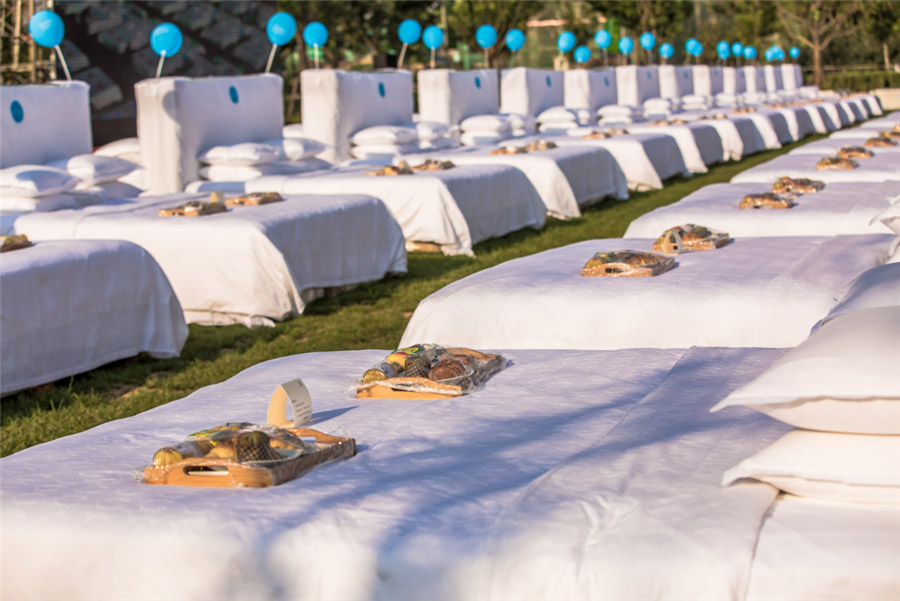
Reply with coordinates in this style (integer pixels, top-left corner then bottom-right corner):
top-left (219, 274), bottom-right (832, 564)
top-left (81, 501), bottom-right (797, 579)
top-left (624, 181), bottom-right (900, 238)
top-left (400, 235), bottom-right (892, 350)
top-left (239, 163), bottom-right (547, 256)
top-left (789, 137), bottom-right (900, 156)
top-left (830, 122), bottom-right (900, 139)
top-left (682, 110), bottom-right (780, 152)
top-left (14, 193), bottom-right (408, 326)
top-left (0, 239), bottom-right (187, 394)
top-left (731, 152), bottom-right (900, 184)
top-left (625, 122), bottom-right (724, 173)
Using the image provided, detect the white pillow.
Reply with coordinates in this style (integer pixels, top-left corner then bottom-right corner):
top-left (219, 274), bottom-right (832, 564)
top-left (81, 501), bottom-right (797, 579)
top-left (712, 306), bottom-right (900, 434)
top-left (459, 114), bottom-right (511, 134)
top-left (538, 122), bottom-right (578, 133)
top-left (197, 142), bottom-right (283, 166)
top-left (199, 160), bottom-right (326, 182)
top-left (93, 137), bottom-right (140, 158)
top-left (723, 430), bottom-right (900, 505)
top-left (502, 112), bottom-right (537, 136)
top-left (350, 125), bottom-right (417, 147)
top-left (814, 263), bottom-right (900, 329)
top-left (0, 164), bottom-right (79, 197)
top-left (263, 137), bottom-right (326, 162)
top-left (282, 123), bottom-right (305, 138)
top-left (872, 199), bottom-right (900, 236)
top-left (412, 121), bottom-right (452, 142)
top-left (349, 143), bottom-right (420, 160)
top-left (0, 192), bottom-right (77, 212)
top-left (597, 104), bottom-right (639, 118)
top-left (537, 106), bottom-right (594, 126)
top-left (460, 131), bottom-right (509, 147)
top-left (48, 154), bottom-right (137, 185)
top-left (419, 137), bottom-right (458, 151)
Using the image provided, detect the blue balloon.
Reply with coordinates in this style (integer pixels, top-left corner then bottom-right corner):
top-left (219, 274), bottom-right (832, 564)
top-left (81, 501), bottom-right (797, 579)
top-left (744, 45), bottom-right (756, 60)
top-left (505, 28), bottom-right (525, 52)
top-left (303, 21), bottom-right (328, 47)
top-left (691, 41), bottom-right (703, 57)
top-left (557, 31), bottom-right (576, 53)
top-left (266, 13), bottom-right (296, 46)
top-left (423, 25), bottom-right (444, 50)
top-left (717, 41), bottom-right (730, 57)
top-left (659, 42), bottom-right (674, 59)
top-left (594, 30), bottom-right (612, 49)
top-left (150, 23), bottom-right (182, 57)
top-left (731, 42), bottom-right (743, 56)
top-left (476, 24), bottom-right (497, 49)
top-left (398, 19), bottom-right (421, 45)
top-left (789, 46), bottom-right (800, 59)
top-left (573, 45), bottom-right (591, 64)
top-left (29, 10), bottom-right (64, 48)
top-left (685, 38), bottom-right (698, 54)
top-left (619, 36), bottom-right (634, 55)
top-left (639, 32), bottom-right (656, 51)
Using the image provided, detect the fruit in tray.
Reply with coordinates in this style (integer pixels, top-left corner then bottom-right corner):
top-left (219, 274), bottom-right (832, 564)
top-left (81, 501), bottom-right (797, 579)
top-left (411, 159), bottom-right (455, 171)
top-left (524, 140), bottom-right (558, 152)
top-left (366, 161), bottom-right (414, 176)
top-left (837, 146), bottom-right (873, 159)
top-left (0, 234), bottom-right (32, 253)
top-left (772, 176), bottom-right (825, 194)
top-left (652, 224), bottom-right (730, 255)
top-left (816, 156), bottom-right (858, 170)
top-left (158, 199), bottom-right (227, 217)
top-left (580, 250), bottom-right (676, 277)
top-left (739, 193), bottom-right (796, 209)
top-left (225, 192), bottom-right (284, 206)
top-left (490, 144), bottom-right (528, 155)
top-left (865, 136), bottom-right (897, 148)
top-left (150, 423), bottom-right (315, 468)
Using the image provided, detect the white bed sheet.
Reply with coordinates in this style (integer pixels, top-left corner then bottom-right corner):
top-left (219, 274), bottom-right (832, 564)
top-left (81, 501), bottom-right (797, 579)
top-left (14, 193), bottom-right (407, 326)
top-left (238, 163), bottom-right (547, 255)
top-left (731, 152), bottom-right (900, 184)
top-left (626, 122), bottom-right (724, 173)
top-left (400, 235), bottom-right (892, 350)
top-left (830, 121), bottom-right (900, 139)
top-left (683, 110), bottom-right (780, 152)
top-left (0, 239), bottom-right (187, 394)
top-left (789, 136), bottom-right (900, 156)
top-left (624, 181), bottom-right (900, 238)
top-left (1, 346), bottom-right (804, 601)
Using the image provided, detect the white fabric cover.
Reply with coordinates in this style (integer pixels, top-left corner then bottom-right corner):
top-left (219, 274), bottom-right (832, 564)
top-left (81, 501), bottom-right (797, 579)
top-left (732, 152), bottom-right (900, 184)
top-left (500, 67), bottom-right (564, 117)
top-left (458, 131), bottom-right (508, 147)
top-left (564, 68), bottom-right (618, 110)
top-left (400, 235), bottom-right (891, 350)
top-left (764, 65), bottom-right (784, 92)
top-left (264, 137), bottom-right (327, 162)
top-left (135, 74), bottom-right (284, 193)
top-left (351, 125), bottom-right (418, 146)
top-left (48, 154), bottom-right (137, 186)
top-left (197, 142), bottom-right (282, 166)
top-left (417, 69), bottom-right (499, 126)
top-left (816, 262), bottom-right (900, 328)
top-left (410, 121), bottom-right (453, 142)
top-left (0, 164), bottom-right (79, 197)
top-left (659, 65), bottom-right (694, 98)
top-left (790, 137), bottom-right (900, 157)
top-left (712, 306), bottom-right (900, 434)
top-left (693, 65), bottom-right (724, 97)
top-left (874, 199), bottom-right (900, 235)
top-left (198, 160), bottom-right (328, 182)
top-left (615, 65), bottom-right (661, 106)
top-left (282, 123), bottom-right (305, 138)
top-left (459, 113), bottom-right (511, 133)
top-left (1, 345), bottom-right (808, 601)
top-left (536, 105), bottom-right (593, 126)
top-left (723, 66), bottom-right (746, 95)
top-left (0, 239), bottom-right (186, 394)
top-left (625, 181), bottom-right (900, 239)
top-left (781, 64), bottom-right (802, 90)
top-left (502, 112), bottom-right (536, 136)
top-left (724, 430), bottom-right (900, 504)
top-left (14, 192), bottom-right (407, 326)
top-left (625, 123), bottom-right (720, 173)
top-left (0, 81), bottom-right (92, 169)
top-left (597, 104), bottom-right (643, 124)
top-left (302, 69), bottom-right (413, 163)
top-left (349, 143), bottom-right (421, 160)
top-left (741, 66), bottom-right (766, 95)
top-left (93, 137), bottom-right (141, 163)
top-left (0, 192), bottom-right (77, 213)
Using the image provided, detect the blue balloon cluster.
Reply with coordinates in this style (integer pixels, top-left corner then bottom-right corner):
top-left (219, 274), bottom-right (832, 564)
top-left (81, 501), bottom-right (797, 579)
top-left (150, 23), bottom-right (183, 57)
top-left (304, 21), bottom-right (328, 47)
top-left (659, 42), bottom-right (674, 59)
top-left (266, 13), bottom-right (296, 46)
top-left (731, 41), bottom-right (743, 57)
top-left (685, 38), bottom-right (702, 57)
top-left (573, 45), bottom-right (591, 64)
top-left (639, 32), bottom-right (655, 51)
top-left (29, 10), bottom-right (64, 48)
top-left (423, 25), bottom-right (444, 50)
top-left (716, 40), bottom-right (730, 60)
top-left (476, 24), bottom-right (497, 49)
top-left (505, 28), bottom-right (525, 52)
top-left (618, 36), bottom-right (634, 55)
top-left (594, 30), bottom-right (612, 49)
top-left (557, 31), bottom-right (576, 53)
top-left (398, 19), bottom-right (421, 45)
top-left (764, 44), bottom-right (786, 62)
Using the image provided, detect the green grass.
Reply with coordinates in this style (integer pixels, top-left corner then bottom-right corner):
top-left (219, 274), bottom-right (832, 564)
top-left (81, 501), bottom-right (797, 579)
top-left (0, 138), bottom-right (820, 456)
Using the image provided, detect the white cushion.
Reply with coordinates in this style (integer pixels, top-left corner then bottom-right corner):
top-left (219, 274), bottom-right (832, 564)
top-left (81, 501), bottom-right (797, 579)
top-left (460, 131), bottom-right (509, 146)
top-left (419, 137), bottom-right (459, 151)
top-left (815, 263), bottom-right (900, 329)
top-left (724, 430), bottom-right (900, 505)
top-left (199, 160), bottom-right (327, 182)
top-left (411, 121), bottom-right (452, 142)
top-left (0, 192), bottom-right (77, 212)
top-left (0, 164), bottom-right (79, 197)
top-left (48, 154), bottom-right (137, 186)
top-left (93, 137), bottom-right (140, 159)
top-left (263, 137), bottom-right (326, 162)
top-left (350, 125), bottom-right (417, 146)
top-left (597, 104), bottom-right (640, 118)
top-left (197, 142), bottom-right (283, 167)
top-left (873, 199), bottom-right (900, 236)
top-left (459, 114), bottom-right (511, 134)
top-left (502, 112), bottom-right (536, 135)
top-left (712, 306), bottom-right (900, 434)
top-left (537, 105), bottom-right (584, 125)
top-left (348, 143), bottom-right (420, 160)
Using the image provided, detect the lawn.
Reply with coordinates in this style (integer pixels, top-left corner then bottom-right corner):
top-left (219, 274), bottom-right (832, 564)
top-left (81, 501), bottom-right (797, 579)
top-left (0, 138), bottom-right (820, 456)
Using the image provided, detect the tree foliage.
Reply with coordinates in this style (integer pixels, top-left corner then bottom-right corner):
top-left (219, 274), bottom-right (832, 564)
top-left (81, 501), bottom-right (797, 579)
top-left (447, 0), bottom-right (545, 67)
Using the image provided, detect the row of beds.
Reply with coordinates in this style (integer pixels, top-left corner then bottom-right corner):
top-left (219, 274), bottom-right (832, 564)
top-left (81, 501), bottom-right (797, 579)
top-left (1, 64), bottom-right (898, 600)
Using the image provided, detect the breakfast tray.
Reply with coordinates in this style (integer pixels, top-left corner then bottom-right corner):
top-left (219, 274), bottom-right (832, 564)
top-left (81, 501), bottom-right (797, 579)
top-left (652, 224), bottom-right (730, 255)
top-left (158, 200), bottom-right (227, 217)
top-left (740, 193), bottom-right (796, 209)
top-left (581, 250), bottom-right (676, 278)
top-left (225, 192), bottom-right (284, 206)
top-left (143, 428), bottom-right (355, 488)
top-left (0, 234), bottom-right (33, 253)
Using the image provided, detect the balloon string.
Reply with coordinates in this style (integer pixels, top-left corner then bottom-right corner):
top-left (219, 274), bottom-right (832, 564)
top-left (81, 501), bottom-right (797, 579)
top-left (265, 44), bottom-right (277, 74)
top-left (315, 45), bottom-right (320, 69)
top-left (430, 48), bottom-right (435, 69)
top-left (398, 43), bottom-right (407, 69)
top-left (484, 48), bottom-right (488, 68)
top-left (155, 54), bottom-right (165, 78)
top-left (55, 45), bottom-right (71, 81)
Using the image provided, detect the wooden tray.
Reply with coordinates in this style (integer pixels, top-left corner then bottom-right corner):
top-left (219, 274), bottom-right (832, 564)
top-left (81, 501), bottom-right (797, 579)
top-left (225, 192), bottom-right (284, 206)
top-left (0, 235), bottom-right (32, 253)
top-left (158, 202), bottom-right (227, 217)
top-left (143, 428), bottom-right (355, 488)
top-left (581, 251), bottom-right (676, 278)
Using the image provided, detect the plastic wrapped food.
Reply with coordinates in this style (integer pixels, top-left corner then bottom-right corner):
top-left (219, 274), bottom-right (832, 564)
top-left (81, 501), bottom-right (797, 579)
top-left (142, 422), bottom-right (356, 488)
top-left (411, 159), bottom-right (455, 172)
top-left (356, 344), bottom-right (507, 399)
top-left (365, 161), bottom-right (414, 176)
top-left (524, 140), bottom-right (557, 152)
top-left (490, 144), bottom-right (528, 155)
top-left (0, 234), bottom-right (32, 253)
top-left (739, 193), bottom-right (797, 210)
top-left (772, 176), bottom-right (826, 194)
top-left (816, 156), bottom-right (858, 170)
top-left (865, 136), bottom-right (897, 148)
top-left (158, 199), bottom-right (227, 217)
top-left (837, 146), bottom-right (873, 160)
top-left (878, 130), bottom-right (900, 140)
top-left (581, 250), bottom-right (676, 277)
top-left (733, 106), bottom-right (757, 114)
top-left (652, 224), bottom-right (730, 255)
top-left (225, 192), bottom-right (284, 206)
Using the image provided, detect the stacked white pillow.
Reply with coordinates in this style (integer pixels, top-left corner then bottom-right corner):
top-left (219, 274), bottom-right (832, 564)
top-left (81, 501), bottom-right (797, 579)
top-left (411, 121), bottom-right (458, 151)
top-left (714, 93), bottom-right (741, 108)
top-left (0, 164), bottom-right (80, 212)
top-left (713, 264), bottom-right (900, 506)
top-left (680, 93), bottom-right (712, 111)
top-left (643, 97), bottom-right (678, 119)
top-left (197, 139), bottom-right (328, 181)
top-left (597, 104), bottom-right (643, 125)
top-left (536, 105), bottom-right (595, 133)
top-left (502, 113), bottom-right (536, 137)
top-left (349, 125), bottom-right (420, 159)
top-left (458, 114), bottom-right (511, 146)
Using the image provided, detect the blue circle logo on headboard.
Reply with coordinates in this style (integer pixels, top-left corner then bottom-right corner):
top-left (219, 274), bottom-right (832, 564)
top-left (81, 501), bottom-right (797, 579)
top-left (683, 71), bottom-right (689, 79)
top-left (545, 76), bottom-right (552, 87)
top-left (646, 71), bottom-right (652, 80)
top-left (475, 76), bottom-right (481, 89)
top-left (378, 82), bottom-right (386, 97)
top-left (603, 76), bottom-right (609, 86)
top-left (10, 100), bottom-right (23, 123)
top-left (229, 86), bottom-right (239, 104)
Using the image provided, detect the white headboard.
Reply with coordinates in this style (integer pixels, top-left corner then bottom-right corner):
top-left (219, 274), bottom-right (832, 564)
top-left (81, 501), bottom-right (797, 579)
top-left (658, 65), bottom-right (693, 98)
top-left (615, 66), bottom-right (660, 106)
top-left (692, 66), bottom-right (714, 97)
top-left (780, 64), bottom-right (801, 90)
top-left (301, 69), bottom-right (413, 163)
top-left (418, 69), bottom-right (498, 126)
top-left (0, 81), bottom-right (92, 169)
top-left (564, 69), bottom-right (617, 111)
top-left (764, 65), bottom-right (784, 92)
top-left (742, 66), bottom-right (766, 94)
top-left (723, 67), bottom-right (746, 95)
top-left (135, 74), bottom-right (284, 194)
top-left (500, 67), bottom-right (564, 117)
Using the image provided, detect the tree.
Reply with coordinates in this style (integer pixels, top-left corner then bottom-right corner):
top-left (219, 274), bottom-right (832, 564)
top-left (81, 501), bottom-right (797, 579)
top-left (585, 0), bottom-right (692, 63)
top-left (447, 0), bottom-right (544, 68)
top-left (776, 0), bottom-right (864, 87)
top-left (864, 1), bottom-right (900, 69)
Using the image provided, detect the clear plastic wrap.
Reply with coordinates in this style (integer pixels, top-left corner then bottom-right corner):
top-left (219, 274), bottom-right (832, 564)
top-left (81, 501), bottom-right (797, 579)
top-left (410, 159), bottom-right (455, 172)
top-left (652, 224), bottom-right (730, 255)
top-left (837, 146), bottom-right (873, 160)
top-left (580, 250), bottom-right (676, 277)
top-left (365, 161), bottom-right (414, 176)
top-left (355, 344), bottom-right (507, 399)
top-left (0, 234), bottom-right (32, 253)
top-left (816, 156), bottom-right (858, 170)
top-left (490, 144), bottom-right (528, 155)
top-left (739, 193), bottom-right (797, 210)
top-left (771, 176), bottom-right (825, 194)
top-left (224, 192), bottom-right (284, 206)
top-left (865, 136), bottom-right (897, 148)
